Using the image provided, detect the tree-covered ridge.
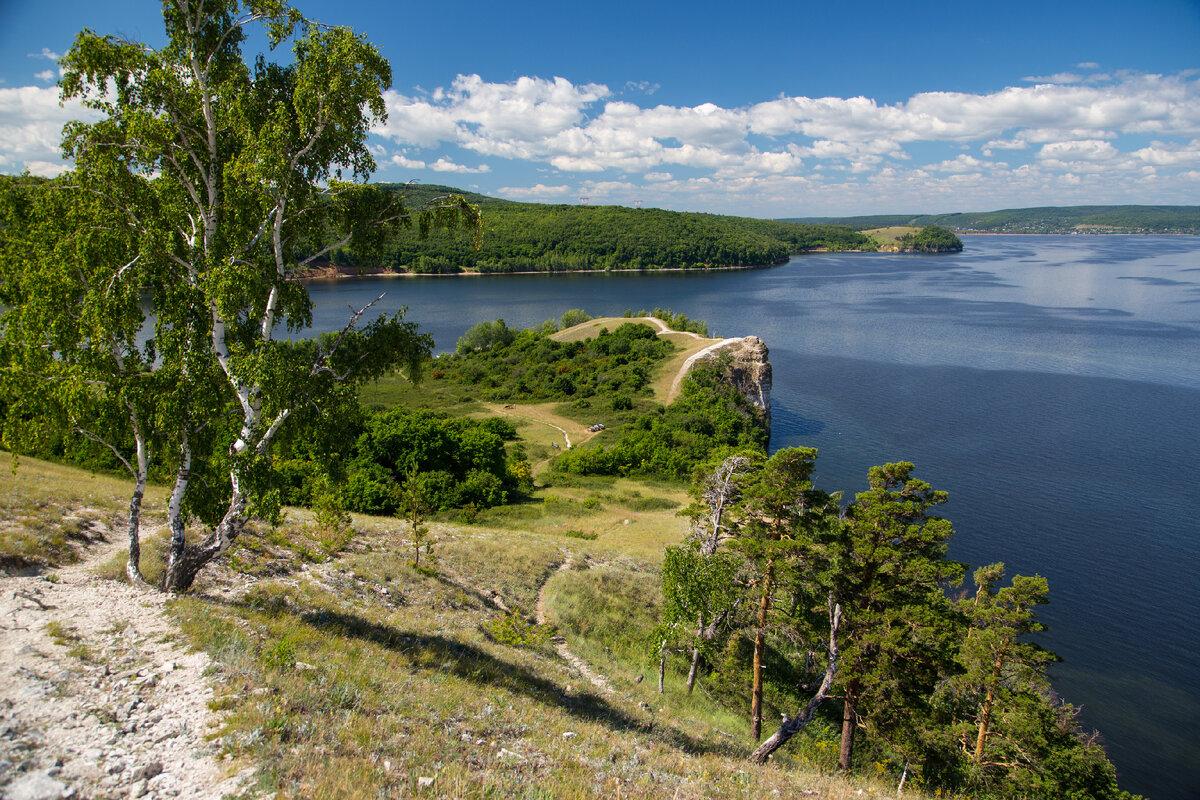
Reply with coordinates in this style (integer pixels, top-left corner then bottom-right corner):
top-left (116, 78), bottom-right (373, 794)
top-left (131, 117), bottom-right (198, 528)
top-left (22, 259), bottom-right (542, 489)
top-left (319, 188), bottom-right (876, 273)
top-left (788, 205), bottom-right (1200, 234)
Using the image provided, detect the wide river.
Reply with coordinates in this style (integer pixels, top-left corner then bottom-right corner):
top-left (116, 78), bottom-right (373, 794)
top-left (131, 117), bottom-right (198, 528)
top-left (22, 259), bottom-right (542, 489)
top-left (305, 235), bottom-right (1199, 799)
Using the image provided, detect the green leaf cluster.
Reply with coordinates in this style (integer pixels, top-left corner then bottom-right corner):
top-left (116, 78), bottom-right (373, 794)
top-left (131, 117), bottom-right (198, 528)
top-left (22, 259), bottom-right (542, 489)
top-left (895, 225), bottom-right (964, 252)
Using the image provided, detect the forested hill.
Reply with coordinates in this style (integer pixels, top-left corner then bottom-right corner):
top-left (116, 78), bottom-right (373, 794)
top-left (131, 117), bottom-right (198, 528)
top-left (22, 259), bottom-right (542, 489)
top-left (323, 184), bottom-right (875, 273)
top-left (785, 205), bottom-right (1200, 234)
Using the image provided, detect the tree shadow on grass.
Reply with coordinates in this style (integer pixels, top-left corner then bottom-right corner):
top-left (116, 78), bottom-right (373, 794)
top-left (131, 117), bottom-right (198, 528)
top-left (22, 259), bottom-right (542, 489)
top-left (236, 594), bottom-right (719, 757)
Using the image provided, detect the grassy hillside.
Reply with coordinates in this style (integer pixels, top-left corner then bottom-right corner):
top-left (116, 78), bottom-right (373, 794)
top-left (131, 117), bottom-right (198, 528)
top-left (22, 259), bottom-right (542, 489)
top-left (786, 205), bottom-right (1200, 234)
top-left (3, 451), bottom-right (926, 800)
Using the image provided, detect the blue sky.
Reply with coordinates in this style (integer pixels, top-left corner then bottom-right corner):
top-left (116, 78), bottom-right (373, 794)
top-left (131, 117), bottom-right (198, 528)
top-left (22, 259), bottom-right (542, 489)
top-left (2, 0), bottom-right (1198, 216)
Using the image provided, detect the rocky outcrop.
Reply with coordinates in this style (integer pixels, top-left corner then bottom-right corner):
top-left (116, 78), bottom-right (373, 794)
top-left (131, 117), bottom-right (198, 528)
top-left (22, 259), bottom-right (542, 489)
top-left (690, 336), bottom-right (772, 440)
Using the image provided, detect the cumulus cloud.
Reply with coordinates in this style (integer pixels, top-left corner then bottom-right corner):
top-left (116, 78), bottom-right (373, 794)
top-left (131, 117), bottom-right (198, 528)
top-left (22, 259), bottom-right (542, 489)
top-left (429, 158), bottom-right (491, 174)
top-left (0, 85), bottom-right (99, 174)
top-left (366, 68), bottom-right (1200, 212)
top-left (929, 155), bottom-right (1007, 173)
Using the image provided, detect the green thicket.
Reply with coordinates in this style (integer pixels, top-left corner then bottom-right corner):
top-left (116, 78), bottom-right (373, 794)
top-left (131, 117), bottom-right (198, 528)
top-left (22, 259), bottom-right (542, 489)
top-left (553, 355), bottom-right (768, 480)
top-left (896, 225), bottom-right (963, 252)
top-left (321, 186), bottom-right (876, 272)
top-left (275, 404), bottom-right (528, 518)
top-left (441, 318), bottom-right (677, 404)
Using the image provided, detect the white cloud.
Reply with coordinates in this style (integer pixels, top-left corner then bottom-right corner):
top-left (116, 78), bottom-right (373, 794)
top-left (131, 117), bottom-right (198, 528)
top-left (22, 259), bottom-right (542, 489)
top-left (1131, 139), bottom-right (1200, 167)
top-left (624, 81), bottom-right (660, 96)
top-left (389, 154), bottom-right (427, 170)
top-left (497, 183), bottom-right (576, 200)
top-left (34, 70), bottom-right (56, 83)
top-left (29, 48), bottom-right (61, 61)
top-left (24, 160), bottom-right (71, 178)
top-left (0, 85), bottom-right (100, 174)
top-left (374, 70), bottom-right (1200, 189)
top-left (1021, 72), bottom-right (1086, 84)
top-left (429, 158), bottom-right (491, 174)
top-left (929, 155), bottom-right (1007, 173)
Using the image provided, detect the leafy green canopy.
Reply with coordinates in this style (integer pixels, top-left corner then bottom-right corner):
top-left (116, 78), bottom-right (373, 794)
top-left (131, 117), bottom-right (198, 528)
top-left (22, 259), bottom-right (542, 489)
top-left (896, 225), bottom-right (963, 252)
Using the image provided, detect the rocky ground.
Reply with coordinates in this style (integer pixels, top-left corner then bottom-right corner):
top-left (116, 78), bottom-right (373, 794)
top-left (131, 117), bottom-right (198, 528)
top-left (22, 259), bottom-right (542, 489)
top-left (0, 520), bottom-right (253, 800)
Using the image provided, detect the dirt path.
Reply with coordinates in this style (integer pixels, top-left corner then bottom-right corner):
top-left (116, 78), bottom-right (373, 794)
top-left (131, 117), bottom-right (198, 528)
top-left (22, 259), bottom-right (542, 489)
top-left (665, 336), bottom-right (749, 404)
top-left (637, 316), bottom-right (705, 341)
top-left (534, 555), bottom-right (613, 696)
top-left (0, 527), bottom-right (252, 800)
top-left (482, 403), bottom-right (603, 476)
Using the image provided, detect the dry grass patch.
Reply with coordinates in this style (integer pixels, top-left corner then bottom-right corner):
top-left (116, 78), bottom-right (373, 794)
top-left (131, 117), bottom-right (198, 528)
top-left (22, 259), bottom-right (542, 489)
top-left (0, 452), bottom-right (137, 572)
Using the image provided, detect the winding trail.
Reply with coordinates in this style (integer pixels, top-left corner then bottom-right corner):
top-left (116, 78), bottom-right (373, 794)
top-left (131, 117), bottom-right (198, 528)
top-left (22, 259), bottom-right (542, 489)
top-left (666, 336), bottom-right (750, 403)
top-left (0, 526), bottom-right (252, 800)
top-left (534, 554), bottom-right (613, 696)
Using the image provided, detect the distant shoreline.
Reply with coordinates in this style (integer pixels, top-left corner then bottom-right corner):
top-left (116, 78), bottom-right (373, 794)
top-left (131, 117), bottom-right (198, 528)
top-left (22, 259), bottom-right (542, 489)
top-left (955, 231), bottom-right (1197, 236)
top-left (294, 261), bottom-right (784, 283)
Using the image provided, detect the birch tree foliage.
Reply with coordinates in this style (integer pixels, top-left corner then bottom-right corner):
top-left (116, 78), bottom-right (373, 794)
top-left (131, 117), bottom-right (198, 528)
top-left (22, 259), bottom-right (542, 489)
top-left (32, 0), bottom-right (478, 591)
top-left (0, 174), bottom-right (170, 584)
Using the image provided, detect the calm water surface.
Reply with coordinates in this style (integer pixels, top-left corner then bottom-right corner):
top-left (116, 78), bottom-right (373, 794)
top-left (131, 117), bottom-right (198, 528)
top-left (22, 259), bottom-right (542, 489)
top-left (307, 235), bottom-right (1200, 799)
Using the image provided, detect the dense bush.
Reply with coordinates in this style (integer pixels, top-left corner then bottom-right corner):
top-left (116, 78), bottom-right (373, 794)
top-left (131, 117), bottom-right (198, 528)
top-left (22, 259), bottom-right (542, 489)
top-left (339, 407), bottom-right (526, 515)
top-left (897, 225), bottom-right (963, 252)
top-left (553, 359), bottom-right (767, 480)
top-left (442, 320), bottom-right (676, 403)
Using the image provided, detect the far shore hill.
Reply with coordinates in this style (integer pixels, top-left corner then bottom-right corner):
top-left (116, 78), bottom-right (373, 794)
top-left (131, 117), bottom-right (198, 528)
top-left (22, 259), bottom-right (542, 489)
top-left (263, 180), bottom-right (1198, 279)
top-left (289, 182), bottom-right (982, 279)
top-left (784, 204), bottom-right (1200, 235)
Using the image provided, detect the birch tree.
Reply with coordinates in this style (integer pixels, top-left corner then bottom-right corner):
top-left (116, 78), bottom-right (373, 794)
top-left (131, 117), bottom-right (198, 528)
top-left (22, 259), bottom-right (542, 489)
top-left (18, 0), bottom-right (477, 591)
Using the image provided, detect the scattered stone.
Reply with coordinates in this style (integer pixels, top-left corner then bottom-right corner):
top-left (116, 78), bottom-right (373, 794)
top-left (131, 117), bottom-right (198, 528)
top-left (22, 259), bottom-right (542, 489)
top-left (417, 776), bottom-right (435, 788)
top-left (562, 731), bottom-right (577, 739)
top-left (148, 771), bottom-right (182, 796)
top-left (498, 748), bottom-right (524, 761)
top-left (4, 770), bottom-right (67, 800)
top-left (130, 761), bottom-right (163, 782)
top-left (128, 779), bottom-right (148, 798)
